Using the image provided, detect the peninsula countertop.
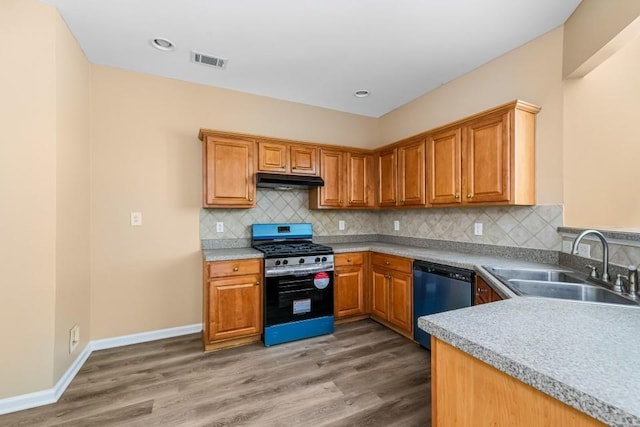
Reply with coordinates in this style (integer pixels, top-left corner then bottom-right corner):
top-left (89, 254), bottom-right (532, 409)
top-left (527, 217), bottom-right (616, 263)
top-left (418, 297), bottom-right (640, 426)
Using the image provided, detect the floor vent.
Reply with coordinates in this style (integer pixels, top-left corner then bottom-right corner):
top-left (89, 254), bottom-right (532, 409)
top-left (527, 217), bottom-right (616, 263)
top-left (191, 51), bottom-right (227, 69)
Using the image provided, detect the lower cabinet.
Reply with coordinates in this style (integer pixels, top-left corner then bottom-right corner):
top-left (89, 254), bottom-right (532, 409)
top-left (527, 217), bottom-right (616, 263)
top-left (475, 276), bottom-right (503, 305)
top-left (431, 338), bottom-right (604, 426)
top-left (334, 252), bottom-right (368, 320)
top-left (203, 259), bottom-right (263, 351)
top-left (370, 253), bottom-right (413, 338)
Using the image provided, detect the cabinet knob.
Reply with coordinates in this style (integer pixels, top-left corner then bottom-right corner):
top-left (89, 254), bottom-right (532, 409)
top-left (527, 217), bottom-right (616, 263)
top-left (348, 200), bottom-right (352, 205)
top-left (477, 287), bottom-right (487, 293)
top-left (347, 258), bottom-right (352, 262)
top-left (455, 194), bottom-right (460, 199)
top-left (467, 193), bottom-right (472, 198)
top-left (249, 197), bottom-right (253, 201)
top-left (233, 267), bottom-right (239, 271)
top-left (392, 199), bottom-right (396, 203)
top-left (256, 281), bottom-right (260, 286)
top-left (292, 166), bottom-right (297, 170)
top-left (340, 200), bottom-right (343, 204)
top-left (385, 261), bottom-right (390, 265)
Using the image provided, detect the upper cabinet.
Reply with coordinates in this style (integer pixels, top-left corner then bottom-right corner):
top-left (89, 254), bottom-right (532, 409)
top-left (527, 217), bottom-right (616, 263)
top-left (427, 101), bottom-right (539, 206)
top-left (257, 140), bottom-right (317, 176)
top-left (310, 148), bottom-right (375, 209)
top-left (377, 139), bottom-right (426, 208)
top-left (201, 133), bottom-right (255, 208)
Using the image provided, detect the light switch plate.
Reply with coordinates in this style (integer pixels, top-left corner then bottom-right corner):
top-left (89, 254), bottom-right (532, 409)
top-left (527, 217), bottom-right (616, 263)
top-left (130, 212), bottom-right (142, 226)
top-left (338, 220), bottom-right (345, 231)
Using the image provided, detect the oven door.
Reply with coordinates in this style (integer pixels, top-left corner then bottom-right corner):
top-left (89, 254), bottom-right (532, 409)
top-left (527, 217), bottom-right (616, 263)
top-left (264, 269), bottom-right (334, 327)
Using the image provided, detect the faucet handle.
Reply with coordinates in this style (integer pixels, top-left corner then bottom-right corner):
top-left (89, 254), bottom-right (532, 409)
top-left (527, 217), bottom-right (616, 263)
top-left (614, 274), bottom-right (628, 293)
top-left (585, 264), bottom-right (599, 279)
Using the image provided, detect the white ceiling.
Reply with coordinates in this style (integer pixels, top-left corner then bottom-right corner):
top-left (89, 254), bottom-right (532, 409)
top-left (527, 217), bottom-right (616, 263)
top-left (43, 0), bottom-right (581, 117)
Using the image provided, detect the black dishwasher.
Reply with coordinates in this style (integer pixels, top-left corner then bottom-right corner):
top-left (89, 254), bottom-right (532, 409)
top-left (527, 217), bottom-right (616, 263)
top-left (413, 261), bottom-right (474, 350)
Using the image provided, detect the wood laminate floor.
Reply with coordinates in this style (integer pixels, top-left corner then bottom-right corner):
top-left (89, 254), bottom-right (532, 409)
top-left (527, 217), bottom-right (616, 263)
top-left (1, 320), bottom-right (431, 426)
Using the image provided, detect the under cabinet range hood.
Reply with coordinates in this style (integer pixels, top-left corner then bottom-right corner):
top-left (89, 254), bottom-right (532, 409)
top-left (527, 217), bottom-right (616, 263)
top-left (255, 173), bottom-right (324, 190)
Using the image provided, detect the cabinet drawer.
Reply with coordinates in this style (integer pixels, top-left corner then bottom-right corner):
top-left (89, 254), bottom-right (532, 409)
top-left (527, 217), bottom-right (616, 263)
top-left (371, 253), bottom-right (412, 273)
top-left (335, 252), bottom-right (364, 267)
top-left (208, 259), bottom-right (262, 279)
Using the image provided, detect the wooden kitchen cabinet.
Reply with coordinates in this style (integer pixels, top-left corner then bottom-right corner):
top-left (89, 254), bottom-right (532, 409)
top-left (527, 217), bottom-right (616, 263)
top-left (310, 149), bottom-right (374, 209)
top-left (427, 101), bottom-right (539, 207)
top-left (377, 148), bottom-right (397, 207)
top-left (431, 338), bottom-right (604, 426)
top-left (201, 134), bottom-right (256, 208)
top-left (257, 140), bottom-right (317, 175)
top-left (334, 252), bottom-right (368, 321)
top-left (203, 259), bottom-right (263, 351)
top-left (377, 138), bottom-right (426, 208)
top-left (475, 275), bottom-right (503, 305)
top-left (370, 253), bottom-right (413, 337)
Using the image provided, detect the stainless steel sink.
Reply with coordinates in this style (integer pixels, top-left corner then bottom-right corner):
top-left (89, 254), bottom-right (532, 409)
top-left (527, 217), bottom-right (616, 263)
top-left (483, 266), bottom-right (584, 283)
top-left (506, 279), bottom-right (638, 306)
top-left (482, 265), bottom-right (640, 306)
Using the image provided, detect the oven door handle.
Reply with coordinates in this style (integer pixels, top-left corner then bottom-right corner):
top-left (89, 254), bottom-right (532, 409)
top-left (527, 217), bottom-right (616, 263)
top-left (265, 263), bottom-right (334, 277)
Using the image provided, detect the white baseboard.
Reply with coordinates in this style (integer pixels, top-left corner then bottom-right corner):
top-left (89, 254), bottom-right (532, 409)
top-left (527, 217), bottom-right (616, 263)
top-left (0, 323), bottom-right (202, 416)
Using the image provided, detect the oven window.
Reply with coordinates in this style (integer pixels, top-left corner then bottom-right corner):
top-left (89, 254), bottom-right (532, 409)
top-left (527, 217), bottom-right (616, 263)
top-left (264, 272), bottom-right (334, 326)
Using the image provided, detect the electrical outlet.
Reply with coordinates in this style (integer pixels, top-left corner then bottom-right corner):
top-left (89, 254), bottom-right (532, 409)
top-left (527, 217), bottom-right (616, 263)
top-left (578, 243), bottom-right (591, 258)
top-left (130, 212), bottom-right (142, 226)
top-left (338, 220), bottom-right (345, 231)
top-left (474, 222), bottom-right (483, 236)
top-left (394, 220), bottom-right (400, 231)
top-left (216, 222), bottom-right (224, 233)
top-left (69, 325), bottom-right (80, 354)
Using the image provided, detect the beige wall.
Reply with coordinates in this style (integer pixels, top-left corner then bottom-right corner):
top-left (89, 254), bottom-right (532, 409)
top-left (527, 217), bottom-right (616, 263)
top-left (563, 34), bottom-right (640, 227)
top-left (0, 0), bottom-right (58, 398)
top-left (378, 27), bottom-right (565, 206)
top-left (89, 66), bottom-right (379, 339)
top-left (563, 0), bottom-right (640, 78)
top-left (54, 15), bottom-right (91, 380)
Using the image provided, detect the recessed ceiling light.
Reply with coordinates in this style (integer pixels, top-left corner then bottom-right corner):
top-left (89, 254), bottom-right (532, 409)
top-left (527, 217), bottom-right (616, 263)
top-left (354, 90), bottom-right (370, 98)
top-left (151, 37), bottom-right (175, 51)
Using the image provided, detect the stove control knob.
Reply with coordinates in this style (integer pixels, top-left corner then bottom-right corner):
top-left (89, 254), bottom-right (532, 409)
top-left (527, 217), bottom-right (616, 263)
top-left (321, 257), bottom-right (327, 262)
top-left (315, 257), bottom-right (321, 263)
top-left (275, 260), bottom-right (281, 266)
top-left (283, 260), bottom-right (288, 265)
top-left (299, 258), bottom-right (305, 264)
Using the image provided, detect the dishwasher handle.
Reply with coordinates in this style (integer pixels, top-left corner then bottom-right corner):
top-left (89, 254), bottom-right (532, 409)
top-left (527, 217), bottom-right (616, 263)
top-left (413, 261), bottom-right (474, 283)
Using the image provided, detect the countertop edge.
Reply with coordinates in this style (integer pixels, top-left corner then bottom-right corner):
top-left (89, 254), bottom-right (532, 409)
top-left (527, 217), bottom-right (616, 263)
top-left (419, 313), bottom-right (638, 426)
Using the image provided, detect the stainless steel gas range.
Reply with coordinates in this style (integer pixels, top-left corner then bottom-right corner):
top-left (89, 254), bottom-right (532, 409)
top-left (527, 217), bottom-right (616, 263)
top-left (251, 223), bottom-right (334, 346)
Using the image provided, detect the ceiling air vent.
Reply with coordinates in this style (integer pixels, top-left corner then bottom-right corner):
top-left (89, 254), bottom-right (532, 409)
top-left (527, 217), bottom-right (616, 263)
top-left (191, 51), bottom-right (227, 69)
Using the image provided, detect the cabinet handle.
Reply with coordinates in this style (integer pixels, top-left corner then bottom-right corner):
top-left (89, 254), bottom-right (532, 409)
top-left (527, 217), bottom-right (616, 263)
top-left (467, 193), bottom-right (472, 199)
top-left (455, 194), bottom-right (460, 199)
top-left (233, 267), bottom-right (239, 271)
top-left (477, 287), bottom-right (487, 293)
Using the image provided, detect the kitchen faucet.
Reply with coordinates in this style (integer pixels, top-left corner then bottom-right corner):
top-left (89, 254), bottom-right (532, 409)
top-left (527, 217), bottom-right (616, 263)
top-left (571, 229), bottom-right (610, 283)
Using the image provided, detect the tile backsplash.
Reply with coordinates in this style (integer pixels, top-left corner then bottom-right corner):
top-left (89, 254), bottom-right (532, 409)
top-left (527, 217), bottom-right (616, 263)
top-left (200, 189), bottom-right (564, 251)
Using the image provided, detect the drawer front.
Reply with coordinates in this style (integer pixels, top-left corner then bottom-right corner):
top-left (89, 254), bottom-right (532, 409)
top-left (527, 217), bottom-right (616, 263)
top-left (335, 252), bottom-right (364, 267)
top-left (208, 259), bottom-right (262, 279)
top-left (371, 253), bottom-right (412, 273)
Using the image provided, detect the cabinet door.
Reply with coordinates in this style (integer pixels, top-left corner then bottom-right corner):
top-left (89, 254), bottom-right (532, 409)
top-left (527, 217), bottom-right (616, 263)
top-left (378, 148), bottom-right (397, 207)
top-left (204, 136), bottom-right (255, 207)
top-left (371, 268), bottom-right (389, 320)
top-left (258, 141), bottom-right (288, 173)
top-left (428, 128), bottom-right (462, 205)
top-left (316, 149), bottom-right (344, 208)
top-left (290, 145), bottom-right (317, 175)
top-left (398, 140), bottom-right (426, 206)
top-left (346, 152), bottom-right (374, 208)
top-left (474, 276), bottom-right (493, 305)
top-left (463, 111), bottom-right (511, 203)
top-left (208, 274), bottom-right (262, 342)
top-left (388, 272), bottom-right (413, 334)
top-left (334, 265), bottom-right (365, 318)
